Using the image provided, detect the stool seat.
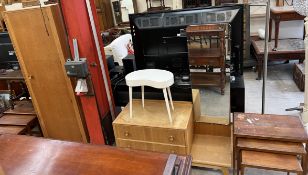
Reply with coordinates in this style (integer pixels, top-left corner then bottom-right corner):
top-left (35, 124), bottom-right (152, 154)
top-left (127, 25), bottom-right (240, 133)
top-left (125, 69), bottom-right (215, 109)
top-left (125, 69), bottom-right (174, 89)
top-left (241, 150), bottom-right (303, 174)
top-left (125, 69), bottom-right (175, 123)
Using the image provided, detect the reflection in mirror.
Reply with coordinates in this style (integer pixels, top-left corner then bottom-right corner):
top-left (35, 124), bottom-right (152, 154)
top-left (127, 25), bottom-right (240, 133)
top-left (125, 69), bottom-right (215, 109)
top-left (187, 23), bottom-right (231, 124)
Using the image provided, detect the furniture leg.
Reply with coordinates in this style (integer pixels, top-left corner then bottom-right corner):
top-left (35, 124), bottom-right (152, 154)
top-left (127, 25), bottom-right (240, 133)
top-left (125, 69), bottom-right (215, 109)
top-left (269, 18), bottom-right (272, 42)
top-left (141, 86), bottom-right (144, 108)
top-left (167, 87), bottom-right (174, 111)
top-left (221, 167), bottom-right (229, 175)
top-left (257, 58), bottom-right (262, 80)
top-left (274, 20), bottom-right (280, 50)
top-left (240, 166), bottom-right (245, 175)
top-left (302, 153), bottom-right (307, 175)
top-left (237, 149), bottom-right (241, 175)
top-left (129, 86), bottom-right (133, 118)
top-left (163, 88), bottom-right (172, 124)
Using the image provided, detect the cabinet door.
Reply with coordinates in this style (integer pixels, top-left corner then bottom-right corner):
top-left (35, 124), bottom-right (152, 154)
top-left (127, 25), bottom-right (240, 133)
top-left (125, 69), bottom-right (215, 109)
top-left (4, 5), bottom-right (87, 142)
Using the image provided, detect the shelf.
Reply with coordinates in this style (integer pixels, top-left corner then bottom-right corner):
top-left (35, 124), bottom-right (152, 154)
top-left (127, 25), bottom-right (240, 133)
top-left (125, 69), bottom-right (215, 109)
top-left (189, 47), bottom-right (222, 58)
top-left (191, 134), bottom-right (231, 168)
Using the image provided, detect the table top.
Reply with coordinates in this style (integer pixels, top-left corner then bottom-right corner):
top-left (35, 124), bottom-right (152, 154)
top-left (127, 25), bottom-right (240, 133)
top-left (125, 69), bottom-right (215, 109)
top-left (0, 70), bottom-right (23, 80)
top-left (234, 113), bottom-right (308, 142)
top-left (0, 135), bottom-right (191, 175)
top-left (271, 6), bottom-right (296, 13)
top-left (252, 39), bottom-right (304, 55)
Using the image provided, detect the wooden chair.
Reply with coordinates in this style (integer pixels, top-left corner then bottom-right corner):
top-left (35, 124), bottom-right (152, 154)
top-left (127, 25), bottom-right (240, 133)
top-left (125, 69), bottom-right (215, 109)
top-left (146, 0), bottom-right (171, 12)
top-left (240, 150), bottom-right (303, 175)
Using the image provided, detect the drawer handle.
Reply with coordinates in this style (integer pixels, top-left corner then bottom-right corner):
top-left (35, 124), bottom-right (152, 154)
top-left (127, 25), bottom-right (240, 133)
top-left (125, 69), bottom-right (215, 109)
top-left (169, 136), bottom-right (175, 142)
top-left (124, 131), bottom-right (129, 137)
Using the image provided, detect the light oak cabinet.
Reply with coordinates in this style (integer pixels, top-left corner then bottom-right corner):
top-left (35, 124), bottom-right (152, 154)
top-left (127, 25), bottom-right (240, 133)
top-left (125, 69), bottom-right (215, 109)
top-left (3, 5), bottom-right (88, 142)
top-left (113, 99), bottom-right (193, 155)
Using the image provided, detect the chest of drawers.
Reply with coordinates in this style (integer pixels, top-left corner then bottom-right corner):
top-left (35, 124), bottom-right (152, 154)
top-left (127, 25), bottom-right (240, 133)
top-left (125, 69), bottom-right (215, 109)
top-left (113, 99), bottom-right (193, 155)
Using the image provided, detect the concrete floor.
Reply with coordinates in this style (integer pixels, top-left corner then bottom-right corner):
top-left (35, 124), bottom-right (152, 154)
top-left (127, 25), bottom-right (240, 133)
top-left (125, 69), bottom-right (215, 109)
top-left (192, 61), bottom-right (303, 175)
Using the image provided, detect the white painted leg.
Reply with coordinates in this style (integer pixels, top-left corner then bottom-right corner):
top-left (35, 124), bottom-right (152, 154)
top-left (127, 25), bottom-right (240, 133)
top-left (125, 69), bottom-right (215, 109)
top-left (163, 88), bottom-right (172, 124)
top-left (167, 87), bottom-right (174, 111)
top-left (129, 86), bottom-right (133, 118)
top-left (141, 86), bottom-right (144, 108)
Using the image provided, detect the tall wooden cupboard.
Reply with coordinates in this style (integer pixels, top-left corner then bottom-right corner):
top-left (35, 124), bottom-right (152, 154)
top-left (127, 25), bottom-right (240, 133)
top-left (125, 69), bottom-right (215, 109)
top-left (3, 5), bottom-right (88, 142)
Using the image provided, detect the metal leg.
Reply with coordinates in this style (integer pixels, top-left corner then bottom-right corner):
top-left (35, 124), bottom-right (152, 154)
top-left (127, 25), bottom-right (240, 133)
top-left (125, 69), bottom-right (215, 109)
top-left (129, 86), bottom-right (133, 118)
top-left (163, 88), bottom-right (172, 124)
top-left (142, 86), bottom-right (144, 108)
top-left (167, 87), bottom-right (174, 111)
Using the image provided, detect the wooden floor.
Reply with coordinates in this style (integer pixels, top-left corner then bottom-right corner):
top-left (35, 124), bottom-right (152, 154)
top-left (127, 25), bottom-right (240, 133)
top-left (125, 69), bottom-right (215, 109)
top-left (191, 134), bottom-right (231, 168)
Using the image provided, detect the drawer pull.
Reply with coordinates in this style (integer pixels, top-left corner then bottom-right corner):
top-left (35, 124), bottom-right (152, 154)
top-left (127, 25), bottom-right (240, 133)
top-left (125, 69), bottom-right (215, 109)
top-left (124, 131), bottom-right (129, 137)
top-left (169, 136), bottom-right (174, 142)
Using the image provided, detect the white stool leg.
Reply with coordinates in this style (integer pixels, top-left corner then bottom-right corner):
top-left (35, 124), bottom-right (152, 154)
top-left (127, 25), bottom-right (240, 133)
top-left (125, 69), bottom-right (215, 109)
top-left (141, 86), bottom-right (144, 108)
top-left (163, 88), bottom-right (172, 124)
top-left (129, 86), bottom-right (133, 118)
top-left (167, 87), bottom-right (174, 111)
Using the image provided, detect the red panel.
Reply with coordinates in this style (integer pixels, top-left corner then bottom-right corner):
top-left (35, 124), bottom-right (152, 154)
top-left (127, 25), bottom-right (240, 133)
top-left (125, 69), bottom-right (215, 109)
top-left (60, 0), bottom-right (115, 144)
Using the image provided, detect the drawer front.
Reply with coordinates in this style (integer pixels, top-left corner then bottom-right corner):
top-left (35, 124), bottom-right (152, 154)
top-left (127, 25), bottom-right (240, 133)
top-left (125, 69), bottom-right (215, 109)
top-left (116, 139), bottom-right (187, 155)
top-left (114, 124), bottom-right (186, 146)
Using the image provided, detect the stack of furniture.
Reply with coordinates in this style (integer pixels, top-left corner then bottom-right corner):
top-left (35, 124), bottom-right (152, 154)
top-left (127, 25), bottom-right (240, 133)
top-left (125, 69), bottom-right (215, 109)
top-left (4, 5), bottom-right (88, 142)
top-left (186, 24), bottom-right (226, 95)
top-left (234, 113), bottom-right (308, 175)
top-left (0, 100), bottom-right (40, 135)
top-left (0, 134), bottom-right (192, 175)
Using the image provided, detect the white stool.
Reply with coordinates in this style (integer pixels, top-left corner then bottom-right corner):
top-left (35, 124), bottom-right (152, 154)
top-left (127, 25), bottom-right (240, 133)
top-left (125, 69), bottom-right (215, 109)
top-left (125, 69), bottom-right (174, 123)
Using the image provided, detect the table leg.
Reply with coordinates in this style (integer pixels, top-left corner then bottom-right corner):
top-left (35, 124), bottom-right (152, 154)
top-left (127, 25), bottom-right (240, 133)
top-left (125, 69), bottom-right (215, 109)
top-left (129, 86), bottom-right (133, 118)
top-left (163, 88), bottom-right (172, 124)
top-left (269, 18), bottom-right (272, 42)
top-left (167, 87), bottom-right (174, 111)
top-left (141, 86), bottom-right (144, 108)
top-left (256, 57), bottom-right (262, 80)
top-left (274, 20), bottom-right (280, 50)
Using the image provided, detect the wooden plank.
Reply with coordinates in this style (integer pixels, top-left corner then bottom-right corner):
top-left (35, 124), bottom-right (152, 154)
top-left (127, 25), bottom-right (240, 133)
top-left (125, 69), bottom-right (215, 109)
top-left (191, 134), bottom-right (231, 168)
top-left (4, 100), bottom-right (35, 115)
top-left (3, 5), bottom-right (88, 142)
top-left (192, 89), bottom-right (201, 121)
top-left (194, 122), bottom-right (231, 137)
top-left (0, 114), bottom-right (36, 126)
top-left (0, 125), bottom-right (26, 134)
top-left (242, 150), bottom-right (302, 172)
top-left (237, 138), bottom-right (306, 155)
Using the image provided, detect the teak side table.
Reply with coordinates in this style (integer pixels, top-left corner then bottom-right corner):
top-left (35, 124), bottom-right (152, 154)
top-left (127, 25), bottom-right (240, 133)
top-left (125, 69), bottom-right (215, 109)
top-left (233, 113), bottom-right (308, 175)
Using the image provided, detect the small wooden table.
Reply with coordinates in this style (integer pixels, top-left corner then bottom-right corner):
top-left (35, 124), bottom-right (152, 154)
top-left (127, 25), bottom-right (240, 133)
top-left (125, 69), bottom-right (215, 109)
top-left (269, 6), bottom-right (305, 50)
top-left (0, 135), bottom-right (192, 175)
top-left (251, 39), bottom-right (304, 80)
top-left (233, 113), bottom-right (308, 175)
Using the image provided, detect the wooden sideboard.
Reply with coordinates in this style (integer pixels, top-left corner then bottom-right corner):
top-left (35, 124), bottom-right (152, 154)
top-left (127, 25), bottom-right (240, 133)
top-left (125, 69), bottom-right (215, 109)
top-left (3, 5), bottom-right (88, 142)
top-left (0, 134), bottom-right (192, 175)
top-left (113, 99), bottom-right (193, 155)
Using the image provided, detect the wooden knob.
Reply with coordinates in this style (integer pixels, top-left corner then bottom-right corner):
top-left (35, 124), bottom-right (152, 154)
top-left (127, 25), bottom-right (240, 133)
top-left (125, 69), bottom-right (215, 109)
top-left (169, 136), bottom-right (174, 142)
top-left (28, 75), bottom-right (33, 80)
top-left (124, 131), bottom-right (129, 137)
